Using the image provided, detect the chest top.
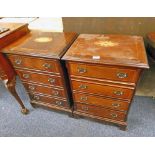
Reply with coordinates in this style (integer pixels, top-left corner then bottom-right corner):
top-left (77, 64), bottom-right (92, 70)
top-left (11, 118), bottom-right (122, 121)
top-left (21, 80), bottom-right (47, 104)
top-left (1, 30), bottom-right (77, 59)
top-left (62, 34), bottom-right (149, 69)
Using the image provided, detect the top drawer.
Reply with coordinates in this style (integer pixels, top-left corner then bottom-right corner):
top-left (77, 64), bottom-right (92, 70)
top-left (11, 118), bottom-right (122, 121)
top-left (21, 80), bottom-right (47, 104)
top-left (68, 62), bottom-right (140, 84)
top-left (7, 54), bottom-right (61, 74)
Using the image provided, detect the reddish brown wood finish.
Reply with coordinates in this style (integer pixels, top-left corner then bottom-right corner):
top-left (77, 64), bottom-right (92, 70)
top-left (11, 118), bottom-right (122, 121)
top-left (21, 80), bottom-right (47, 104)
top-left (0, 22), bottom-right (30, 114)
top-left (147, 32), bottom-right (155, 43)
top-left (73, 92), bottom-right (130, 111)
top-left (71, 79), bottom-right (134, 101)
top-left (75, 103), bottom-right (126, 122)
top-left (0, 53), bottom-right (15, 81)
top-left (29, 93), bottom-right (69, 108)
top-left (68, 62), bottom-right (141, 85)
top-left (7, 54), bottom-right (61, 74)
top-left (1, 30), bottom-right (77, 113)
top-left (2, 30), bottom-right (77, 59)
top-left (62, 34), bottom-right (149, 130)
top-left (16, 69), bottom-right (63, 87)
top-left (23, 82), bottom-right (66, 98)
top-left (0, 23), bottom-right (30, 49)
top-left (63, 34), bottom-right (149, 68)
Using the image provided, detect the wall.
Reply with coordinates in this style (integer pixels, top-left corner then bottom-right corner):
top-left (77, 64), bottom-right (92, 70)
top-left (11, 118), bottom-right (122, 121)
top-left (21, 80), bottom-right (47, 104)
top-left (62, 17), bottom-right (155, 39)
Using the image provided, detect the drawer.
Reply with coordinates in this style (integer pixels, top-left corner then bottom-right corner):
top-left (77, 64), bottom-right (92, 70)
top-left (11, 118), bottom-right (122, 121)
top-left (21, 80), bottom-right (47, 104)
top-left (23, 83), bottom-right (66, 98)
top-left (75, 103), bottom-right (126, 122)
top-left (71, 80), bottom-right (134, 100)
top-left (29, 93), bottom-right (69, 108)
top-left (7, 54), bottom-right (60, 74)
top-left (73, 92), bottom-right (130, 111)
top-left (68, 62), bottom-right (140, 84)
top-left (17, 70), bottom-right (63, 87)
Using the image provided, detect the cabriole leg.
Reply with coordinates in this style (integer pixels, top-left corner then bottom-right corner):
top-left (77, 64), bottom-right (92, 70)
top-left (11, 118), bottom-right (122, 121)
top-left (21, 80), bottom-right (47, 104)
top-left (5, 77), bottom-right (29, 114)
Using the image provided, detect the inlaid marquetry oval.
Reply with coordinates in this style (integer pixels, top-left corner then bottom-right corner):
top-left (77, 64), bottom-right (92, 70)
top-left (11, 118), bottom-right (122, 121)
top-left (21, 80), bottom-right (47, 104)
top-left (94, 41), bottom-right (119, 47)
top-left (34, 37), bottom-right (53, 43)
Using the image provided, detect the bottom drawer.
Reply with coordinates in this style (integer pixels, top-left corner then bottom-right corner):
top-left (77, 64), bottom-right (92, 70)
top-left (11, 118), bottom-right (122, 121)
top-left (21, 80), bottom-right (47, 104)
top-left (29, 93), bottom-right (69, 108)
top-left (75, 103), bottom-right (126, 121)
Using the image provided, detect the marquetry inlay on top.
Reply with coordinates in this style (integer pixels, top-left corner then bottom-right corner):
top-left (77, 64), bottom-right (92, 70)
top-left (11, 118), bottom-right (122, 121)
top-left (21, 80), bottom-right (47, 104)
top-left (63, 34), bottom-right (149, 68)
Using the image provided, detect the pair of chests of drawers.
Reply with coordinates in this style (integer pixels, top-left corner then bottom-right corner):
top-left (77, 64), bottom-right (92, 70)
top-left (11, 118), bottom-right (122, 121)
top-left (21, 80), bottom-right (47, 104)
top-left (7, 54), bottom-right (69, 109)
top-left (67, 62), bottom-right (141, 122)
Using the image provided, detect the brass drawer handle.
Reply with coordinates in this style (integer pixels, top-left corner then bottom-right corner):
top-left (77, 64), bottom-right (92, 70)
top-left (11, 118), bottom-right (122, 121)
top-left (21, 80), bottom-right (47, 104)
top-left (117, 72), bottom-right (128, 79)
top-left (29, 85), bottom-right (35, 91)
top-left (53, 91), bottom-right (59, 96)
top-left (48, 78), bottom-right (55, 83)
top-left (79, 84), bottom-right (88, 89)
top-left (80, 96), bottom-right (88, 101)
top-left (111, 113), bottom-right (118, 118)
top-left (113, 90), bottom-right (123, 96)
top-left (15, 59), bottom-right (22, 65)
top-left (78, 68), bottom-right (87, 73)
top-left (112, 103), bottom-right (120, 108)
top-left (43, 63), bottom-right (52, 69)
top-left (23, 74), bottom-right (30, 79)
top-left (33, 95), bottom-right (40, 101)
top-left (82, 106), bottom-right (89, 111)
top-left (55, 101), bottom-right (63, 106)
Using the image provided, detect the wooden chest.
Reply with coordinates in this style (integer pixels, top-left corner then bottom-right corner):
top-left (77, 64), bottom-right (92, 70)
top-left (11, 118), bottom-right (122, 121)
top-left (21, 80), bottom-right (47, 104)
top-left (1, 30), bottom-right (77, 113)
top-left (62, 34), bottom-right (149, 130)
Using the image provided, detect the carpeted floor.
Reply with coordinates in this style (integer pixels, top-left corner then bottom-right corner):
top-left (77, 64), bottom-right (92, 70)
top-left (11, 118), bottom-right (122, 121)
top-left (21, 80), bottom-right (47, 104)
top-left (0, 78), bottom-right (155, 137)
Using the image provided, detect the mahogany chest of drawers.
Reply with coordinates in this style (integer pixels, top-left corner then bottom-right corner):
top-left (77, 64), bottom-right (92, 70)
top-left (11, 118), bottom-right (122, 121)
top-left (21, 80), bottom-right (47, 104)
top-left (1, 30), bottom-right (77, 113)
top-left (62, 34), bottom-right (149, 130)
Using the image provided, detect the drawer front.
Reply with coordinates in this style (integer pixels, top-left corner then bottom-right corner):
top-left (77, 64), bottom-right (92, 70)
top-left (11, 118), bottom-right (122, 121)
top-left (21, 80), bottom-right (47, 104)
top-left (24, 83), bottom-right (66, 98)
top-left (29, 94), bottom-right (69, 108)
top-left (71, 80), bottom-right (134, 100)
top-left (73, 93), bottom-right (129, 111)
top-left (7, 54), bottom-right (60, 74)
top-left (68, 62), bottom-right (139, 84)
top-left (76, 103), bottom-right (126, 121)
top-left (17, 70), bottom-right (63, 87)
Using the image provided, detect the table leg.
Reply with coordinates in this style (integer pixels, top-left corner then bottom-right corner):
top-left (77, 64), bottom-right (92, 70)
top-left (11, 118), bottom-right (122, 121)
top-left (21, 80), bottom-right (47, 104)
top-left (4, 77), bottom-right (29, 114)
